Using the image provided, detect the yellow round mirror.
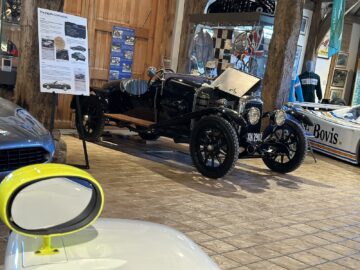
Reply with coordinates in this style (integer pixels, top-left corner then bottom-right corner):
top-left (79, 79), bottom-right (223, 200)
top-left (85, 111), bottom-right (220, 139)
top-left (0, 164), bottom-right (104, 238)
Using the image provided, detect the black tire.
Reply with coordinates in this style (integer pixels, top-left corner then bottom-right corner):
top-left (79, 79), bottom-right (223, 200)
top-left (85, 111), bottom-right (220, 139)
top-left (75, 96), bottom-right (105, 142)
top-left (138, 131), bottom-right (160, 141)
top-left (262, 120), bottom-right (307, 173)
top-left (190, 115), bottom-right (239, 179)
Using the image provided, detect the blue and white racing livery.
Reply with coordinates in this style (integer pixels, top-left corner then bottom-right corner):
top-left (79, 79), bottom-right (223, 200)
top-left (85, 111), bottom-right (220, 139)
top-left (289, 102), bottom-right (360, 165)
top-left (0, 97), bottom-right (55, 179)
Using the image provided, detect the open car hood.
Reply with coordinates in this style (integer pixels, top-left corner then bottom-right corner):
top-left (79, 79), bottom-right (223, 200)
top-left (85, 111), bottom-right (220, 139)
top-left (210, 68), bottom-right (261, 98)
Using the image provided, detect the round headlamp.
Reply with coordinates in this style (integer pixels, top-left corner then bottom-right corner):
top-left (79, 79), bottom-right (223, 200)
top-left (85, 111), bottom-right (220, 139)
top-left (247, 107), bottom-right (261, 125)
top-left (274, 110), bottom-right (286, 126)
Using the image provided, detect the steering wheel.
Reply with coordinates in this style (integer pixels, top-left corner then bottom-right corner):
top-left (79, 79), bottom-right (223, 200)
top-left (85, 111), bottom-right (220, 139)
top-left (147, 68), bottom-right (174, 86)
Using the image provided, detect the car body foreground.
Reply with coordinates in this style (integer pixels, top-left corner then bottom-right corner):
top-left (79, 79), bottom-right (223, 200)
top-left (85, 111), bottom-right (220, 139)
top-left (5, 218), bottom-right (220, 270)
top-left (0, 97), bottom-right (55, 179)
top-left (1, 164), bottom-right (219, 270)
top-left (291, 102), bottom-right (360, 164)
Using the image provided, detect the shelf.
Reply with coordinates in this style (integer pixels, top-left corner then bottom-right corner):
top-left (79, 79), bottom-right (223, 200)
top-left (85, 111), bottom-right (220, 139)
top-left (189, 12), bottom-right (274, 27)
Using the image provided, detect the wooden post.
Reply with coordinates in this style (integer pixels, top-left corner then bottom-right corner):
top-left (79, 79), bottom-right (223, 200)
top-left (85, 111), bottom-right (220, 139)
top-left (262, 0), bottom-right (304, 112)
top-left (14, 0), bottom-right (64, 129)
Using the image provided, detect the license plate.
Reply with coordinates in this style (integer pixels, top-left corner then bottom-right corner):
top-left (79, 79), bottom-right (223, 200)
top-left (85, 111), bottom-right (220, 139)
top-left (247, 133), bottom-right (262, 143)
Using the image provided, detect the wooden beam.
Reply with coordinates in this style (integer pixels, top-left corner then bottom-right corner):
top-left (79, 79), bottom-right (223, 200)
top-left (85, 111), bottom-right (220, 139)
top-left (262, 0), bottom-right (304, 111)
top-left (95, 19), bottom-right (150, 39)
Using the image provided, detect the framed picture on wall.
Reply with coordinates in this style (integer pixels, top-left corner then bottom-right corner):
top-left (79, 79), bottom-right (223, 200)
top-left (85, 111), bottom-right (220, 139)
top-left (330, 88), bottom-right (344, 100)
top-left (300, 16), bottom-right (309, 35)
top-left (336, 52), bottom-right (349, 68)
top-left (331, 69), bottom-right (348, 88)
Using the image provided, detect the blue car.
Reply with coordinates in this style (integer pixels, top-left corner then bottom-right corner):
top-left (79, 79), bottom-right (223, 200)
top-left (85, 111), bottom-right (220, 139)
top-left (0, 97), bottom-right (55, 179)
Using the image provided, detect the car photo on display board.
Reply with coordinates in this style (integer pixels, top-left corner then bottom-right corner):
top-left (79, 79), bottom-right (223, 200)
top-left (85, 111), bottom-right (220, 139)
top-left (38, 8), bottom-right (90, 96)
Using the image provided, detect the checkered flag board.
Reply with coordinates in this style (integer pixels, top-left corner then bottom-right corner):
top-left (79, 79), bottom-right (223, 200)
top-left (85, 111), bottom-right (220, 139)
top-left (213, 29), bottom-right (234, 74)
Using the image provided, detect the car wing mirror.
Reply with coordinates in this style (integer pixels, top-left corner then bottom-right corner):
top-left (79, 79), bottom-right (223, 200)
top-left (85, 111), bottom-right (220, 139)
top-left (0, 164), bottom-right (104, 255)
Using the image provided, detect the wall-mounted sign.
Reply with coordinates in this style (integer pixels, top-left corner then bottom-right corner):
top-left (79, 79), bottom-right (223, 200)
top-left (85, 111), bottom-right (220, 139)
top-left (109, 26), bottom-right (135, 81)
top-left (38, 8), bottom-right (90, 96)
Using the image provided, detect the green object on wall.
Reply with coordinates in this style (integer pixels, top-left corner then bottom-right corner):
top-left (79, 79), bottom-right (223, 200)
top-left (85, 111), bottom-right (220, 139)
top-left (328, 0), bottom-right (345, 58)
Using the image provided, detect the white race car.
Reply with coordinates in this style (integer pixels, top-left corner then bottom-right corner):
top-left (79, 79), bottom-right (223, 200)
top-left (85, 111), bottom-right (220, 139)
top-left (291, 103), bottom-right (360, 165)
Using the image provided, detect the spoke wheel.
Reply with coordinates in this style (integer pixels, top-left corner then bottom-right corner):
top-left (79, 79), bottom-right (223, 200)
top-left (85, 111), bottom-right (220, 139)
top-left (190, 116), bottom-right (239, 179)
top-left (262, 120), bottom-right (307, 173)
top-left (75, 96), bottom-right (104, 141)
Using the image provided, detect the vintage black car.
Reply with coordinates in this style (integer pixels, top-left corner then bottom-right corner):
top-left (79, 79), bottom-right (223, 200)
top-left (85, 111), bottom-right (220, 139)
top-left (74, 68), bottom-right (312, 179)
top-left (43, 81), bottom-right (71, 91)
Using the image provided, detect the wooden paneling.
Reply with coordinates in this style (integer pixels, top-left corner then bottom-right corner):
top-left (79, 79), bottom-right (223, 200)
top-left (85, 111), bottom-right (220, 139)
top-left (55, 0), bottom-right (176, 127)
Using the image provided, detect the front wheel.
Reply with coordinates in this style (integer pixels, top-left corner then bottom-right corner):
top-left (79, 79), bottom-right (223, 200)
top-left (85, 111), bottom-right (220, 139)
top-left (190, 116), bottom-right (239, 179)
top-left (261, 120), bottom-right (307, 173)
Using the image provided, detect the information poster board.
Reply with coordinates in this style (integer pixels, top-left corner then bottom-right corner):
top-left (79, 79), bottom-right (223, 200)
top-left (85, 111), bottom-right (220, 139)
top-left (38, 8), bottom-right (90, 96)
top-left (109, 26), bottom-right (135, 81)
top-left (352, 59), bottom-right (360, 106)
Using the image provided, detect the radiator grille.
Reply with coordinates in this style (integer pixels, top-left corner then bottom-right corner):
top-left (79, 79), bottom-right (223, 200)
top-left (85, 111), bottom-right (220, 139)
top-left (0, 147), bottom-right (48, 172)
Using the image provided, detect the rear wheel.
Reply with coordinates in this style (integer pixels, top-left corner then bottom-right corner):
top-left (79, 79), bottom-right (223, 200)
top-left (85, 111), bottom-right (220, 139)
top-left (262, 120), bottom-right (307, 173)
top-left (75, 96), bottom-right (104, 141)
top-left (190, 116), bottom-right (239, 179)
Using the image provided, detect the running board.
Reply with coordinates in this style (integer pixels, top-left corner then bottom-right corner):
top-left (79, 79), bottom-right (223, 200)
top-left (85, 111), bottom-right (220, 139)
top-left (104, 114), bottom-right (154, 128)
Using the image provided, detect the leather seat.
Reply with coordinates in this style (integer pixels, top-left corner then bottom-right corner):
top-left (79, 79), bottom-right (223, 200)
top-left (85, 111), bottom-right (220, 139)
top-left (120, 79), bottom-right (149, 96)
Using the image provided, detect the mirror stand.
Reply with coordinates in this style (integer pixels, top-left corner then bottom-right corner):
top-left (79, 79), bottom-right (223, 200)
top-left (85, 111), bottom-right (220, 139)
top-left (35, 236), bottom-right (59, 256)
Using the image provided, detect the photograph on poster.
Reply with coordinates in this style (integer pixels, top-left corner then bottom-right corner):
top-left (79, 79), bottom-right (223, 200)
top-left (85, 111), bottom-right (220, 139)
top-left (41, 38), bottom-right (55, 60)
top-left (336, 52), bottom-right (349, 68)
top-left (332, 69), bottom-right (348, 88)
top-left (111, 57), bottom-right (121, 66)
top-left (122, 62), bottom-right (132, 73)
top-left (112, 45), bottom-right (121, 52)
top-left (71, 52), bottom-right (86, 62)
top-left (113, 30), bottom-right (123, 39)
top-left (65, 22), bottom-right (86, 39)
top-left (124, 50), bottom-right (134, 60)
top-left (300, 16), bottom-right (308, 35)
top-left (56, 49), bottom-right (69, 61)
top-left (38, 8), bottom-right (90, 96)
top-left (125, 36), bottom-right (135, 46)
top-left (110, 70), bottom-right (120, 80)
